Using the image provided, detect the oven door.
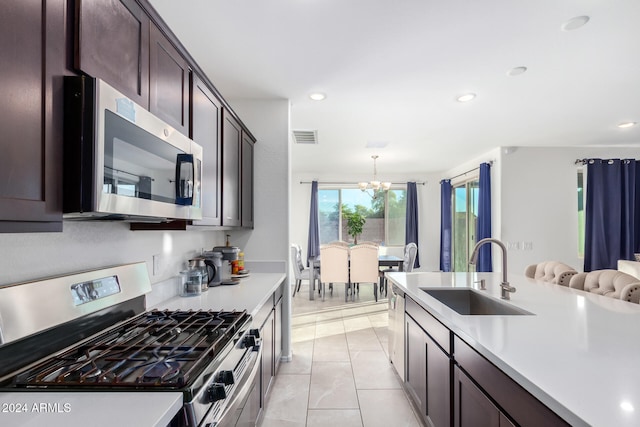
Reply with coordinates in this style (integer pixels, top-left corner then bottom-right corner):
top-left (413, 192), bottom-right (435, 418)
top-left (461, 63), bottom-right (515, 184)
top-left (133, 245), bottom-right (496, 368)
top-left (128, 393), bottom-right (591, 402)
top-left (212, 343), bottom-right (262, 427)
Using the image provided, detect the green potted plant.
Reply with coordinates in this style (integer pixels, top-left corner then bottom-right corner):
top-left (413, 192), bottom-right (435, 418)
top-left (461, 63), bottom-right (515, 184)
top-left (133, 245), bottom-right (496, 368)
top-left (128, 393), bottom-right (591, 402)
top-left (345, 211), bottom-right (366, 244)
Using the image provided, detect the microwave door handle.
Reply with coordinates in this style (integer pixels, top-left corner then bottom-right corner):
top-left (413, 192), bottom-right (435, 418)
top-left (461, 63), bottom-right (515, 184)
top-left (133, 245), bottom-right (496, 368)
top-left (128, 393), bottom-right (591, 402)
top-left (175, 153), bottom-right (194, 206)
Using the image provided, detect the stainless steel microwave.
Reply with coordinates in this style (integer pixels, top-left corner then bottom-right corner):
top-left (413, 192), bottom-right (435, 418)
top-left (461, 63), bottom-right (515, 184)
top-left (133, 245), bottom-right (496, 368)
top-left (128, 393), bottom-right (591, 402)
top-left (63, 76), bottom-right (202, 222)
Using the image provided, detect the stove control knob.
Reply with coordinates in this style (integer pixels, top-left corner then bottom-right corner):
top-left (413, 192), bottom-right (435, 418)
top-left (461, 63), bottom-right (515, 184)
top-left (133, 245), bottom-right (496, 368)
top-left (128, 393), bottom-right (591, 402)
top-left (243, 335), bottom-right (257, 348)
top-left (207, 383), bottom-right (226, 403)
top-left (215, 370), bottom-right (234, 385)
top-left (249, 328), bottom-right (261, 339)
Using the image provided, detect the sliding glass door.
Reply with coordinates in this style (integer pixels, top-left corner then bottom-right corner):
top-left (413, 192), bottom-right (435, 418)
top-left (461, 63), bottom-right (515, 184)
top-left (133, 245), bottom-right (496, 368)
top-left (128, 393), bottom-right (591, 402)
top-left (452, 179), bottom-right (479, 271)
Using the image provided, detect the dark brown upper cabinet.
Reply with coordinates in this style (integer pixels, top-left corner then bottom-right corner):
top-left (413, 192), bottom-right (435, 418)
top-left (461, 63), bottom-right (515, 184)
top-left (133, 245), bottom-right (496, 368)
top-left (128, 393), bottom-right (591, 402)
top-left (0, 0), bottom-right (64, 232)
top-left (222, 110), bottom-right (242, 227)
top-left (191, 74), bottom-right (223, 226)
top-left (75, 0), bottom-right (150, 108)
top-left (149, 23), bottom-right (190, 136)
top-left (241, 132), bottom-right (255, 229)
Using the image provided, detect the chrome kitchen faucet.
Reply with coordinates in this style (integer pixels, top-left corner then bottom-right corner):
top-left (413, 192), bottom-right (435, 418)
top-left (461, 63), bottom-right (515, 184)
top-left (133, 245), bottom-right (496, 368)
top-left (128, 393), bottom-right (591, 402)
top-left (469, 238), bottom-right (516, 300)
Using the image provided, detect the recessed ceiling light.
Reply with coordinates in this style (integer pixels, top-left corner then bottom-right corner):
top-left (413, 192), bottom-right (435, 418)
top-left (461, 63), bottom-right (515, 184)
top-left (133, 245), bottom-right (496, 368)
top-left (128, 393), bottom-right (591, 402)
top-left (456, 93), bottom-right (476, 103)
top-left (620, 401), bottom-right (634, 412)
top-left (618, 121), bottom-right (637, 129)
top-left (507, 66), bottom-right (528, 77)
top-left (561, 15), bottom-right (590, 31)
top-left (309, 92), bottom-right (326, 101)
top-left (366, 141), bottom-right (389, 148)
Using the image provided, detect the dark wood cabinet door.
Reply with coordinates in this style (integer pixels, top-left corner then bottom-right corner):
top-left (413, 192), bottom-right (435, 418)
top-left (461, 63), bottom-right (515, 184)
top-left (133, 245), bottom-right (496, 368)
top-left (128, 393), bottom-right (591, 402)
top-left (241, 132), bottom-right (254, 228)
top-left (149, 23), bottom-right (190, 135)
top-left (222, 110), bottom-right (241, 226)
top-left (454, 366), bottom-right (500, 427)
top-left (427, 337), bottom-right (451, 427)
top-left (76, 0), bottom-right (150, 108)
top-left (274, 294), bottom-right (283, 373)
top-left (407, 313), bottom-right (452, 427)
top-left (0, 0), bottom-right (63, 232)
top-left (260, 309), bottom-right (275, 406)
top-left (191, 75), bottom-right (222, 225)
top-left (406, 316), bottom-right (428, 417)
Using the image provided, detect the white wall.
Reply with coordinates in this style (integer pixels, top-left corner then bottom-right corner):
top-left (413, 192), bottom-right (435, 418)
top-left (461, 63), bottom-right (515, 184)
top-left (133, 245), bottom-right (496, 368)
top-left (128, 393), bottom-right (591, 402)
top-left (226, 98), bottom-right (290, 263)
top-left (437, 146), bottom-right (639, 277)
top-left (499, 146), bottom-right (640, 275)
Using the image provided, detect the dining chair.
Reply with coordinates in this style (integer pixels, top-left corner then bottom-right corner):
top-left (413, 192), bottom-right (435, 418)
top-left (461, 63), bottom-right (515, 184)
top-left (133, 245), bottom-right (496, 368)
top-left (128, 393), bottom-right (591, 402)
top-left (319, 244), bottom-right (349, 301)
top-left (381, 243), bottom-right (418, 296)
top-left (290, 244), bottom-right (318, 297)
top-left (349, 243), bottom-right (380, 302)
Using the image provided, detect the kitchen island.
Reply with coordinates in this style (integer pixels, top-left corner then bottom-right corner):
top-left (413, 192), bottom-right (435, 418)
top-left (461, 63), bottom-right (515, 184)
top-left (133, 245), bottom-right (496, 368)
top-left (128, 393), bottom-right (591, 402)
top-left (387, 271), bottom-right (640, 427)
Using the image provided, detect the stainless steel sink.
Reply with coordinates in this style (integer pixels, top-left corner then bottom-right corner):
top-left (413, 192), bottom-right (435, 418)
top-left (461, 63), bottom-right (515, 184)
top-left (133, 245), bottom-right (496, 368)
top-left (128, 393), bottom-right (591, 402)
top-left (421, 288), bottom-right (533, 316)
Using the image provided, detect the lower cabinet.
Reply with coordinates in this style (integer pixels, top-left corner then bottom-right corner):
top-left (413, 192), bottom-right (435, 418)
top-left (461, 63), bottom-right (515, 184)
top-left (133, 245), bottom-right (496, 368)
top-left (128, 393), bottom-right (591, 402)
top-left (453, 336), bottom-right (569, 427)
top-left (402, 297), bottom-right (571, 427)
top-left (454, 366), bottom-right (514, 427)
top-left (274, 292), bottom-right (283, 373)
top-left (255, 282), bottom-right (284, 421)
top-left (406, 298), bottom-right (451, 427)
top-left (261, 308), bottom-right (274, 402)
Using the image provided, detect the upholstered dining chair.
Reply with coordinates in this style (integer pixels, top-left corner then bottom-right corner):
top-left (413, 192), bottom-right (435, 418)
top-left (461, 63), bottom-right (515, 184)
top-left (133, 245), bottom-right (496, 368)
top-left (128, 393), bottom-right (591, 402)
top-left (569, 269), bottom-right (640, 303)
top-left (290, 244), bottom-right (318, 297)
top-left (319, 244), bottom-right (349, 301)
top-left (380, 243), bottom-right (418, 296)
top-left (349, 243), bottom-right (380, 302)
top-left (523, 261), bottom-right (578, 287)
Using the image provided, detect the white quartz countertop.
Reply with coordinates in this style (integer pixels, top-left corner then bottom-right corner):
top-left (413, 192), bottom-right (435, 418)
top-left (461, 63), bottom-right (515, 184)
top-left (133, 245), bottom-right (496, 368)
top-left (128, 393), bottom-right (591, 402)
top-left (151, 272), bottom-right (286, 316)
top-left (387, 271), bottom-right (640, 427)
top-left (0, 392), bottom-right (182, 427)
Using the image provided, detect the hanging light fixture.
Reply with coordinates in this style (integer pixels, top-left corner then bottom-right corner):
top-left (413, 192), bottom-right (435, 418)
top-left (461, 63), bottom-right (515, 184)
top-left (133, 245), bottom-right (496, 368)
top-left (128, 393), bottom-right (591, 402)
top-left (358, 155), bottom-right (391, 198)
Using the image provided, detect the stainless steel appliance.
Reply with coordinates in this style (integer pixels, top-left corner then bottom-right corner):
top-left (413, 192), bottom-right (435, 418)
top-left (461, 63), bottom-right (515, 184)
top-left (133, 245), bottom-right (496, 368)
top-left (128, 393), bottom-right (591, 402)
top-left (389, 283), bottom-right (405, 381)
top-left (63, 76), bottom-right (203, 222)
top-left (0, 263), bottom-right (261, 427)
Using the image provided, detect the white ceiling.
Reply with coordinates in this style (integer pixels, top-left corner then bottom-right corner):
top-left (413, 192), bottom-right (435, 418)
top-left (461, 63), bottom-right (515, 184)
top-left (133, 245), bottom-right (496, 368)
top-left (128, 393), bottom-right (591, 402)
top-left (148, 0), bottom-right (640, 177)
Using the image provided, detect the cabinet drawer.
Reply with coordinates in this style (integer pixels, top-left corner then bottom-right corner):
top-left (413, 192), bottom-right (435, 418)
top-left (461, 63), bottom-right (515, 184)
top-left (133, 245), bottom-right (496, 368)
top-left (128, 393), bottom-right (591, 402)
top-left (406, 296), bottom-right (450, 354)
top-left (454, 336), bottom-right (570, 427)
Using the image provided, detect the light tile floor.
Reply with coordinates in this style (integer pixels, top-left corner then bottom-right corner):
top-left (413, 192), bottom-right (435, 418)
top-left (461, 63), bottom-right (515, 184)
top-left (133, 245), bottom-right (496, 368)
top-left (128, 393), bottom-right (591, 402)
top-left (258, 283), bottom-right (423, 427)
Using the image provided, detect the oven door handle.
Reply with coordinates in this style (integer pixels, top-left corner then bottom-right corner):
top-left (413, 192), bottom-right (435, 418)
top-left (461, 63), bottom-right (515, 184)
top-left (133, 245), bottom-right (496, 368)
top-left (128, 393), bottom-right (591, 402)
top-left (213, 342), bottom-right (262, 427)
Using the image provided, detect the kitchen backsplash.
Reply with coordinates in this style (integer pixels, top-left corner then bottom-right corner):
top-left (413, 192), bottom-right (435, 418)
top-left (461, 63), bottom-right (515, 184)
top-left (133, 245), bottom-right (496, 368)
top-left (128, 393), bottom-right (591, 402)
top-left (0, 221), bottom-right (226, 287)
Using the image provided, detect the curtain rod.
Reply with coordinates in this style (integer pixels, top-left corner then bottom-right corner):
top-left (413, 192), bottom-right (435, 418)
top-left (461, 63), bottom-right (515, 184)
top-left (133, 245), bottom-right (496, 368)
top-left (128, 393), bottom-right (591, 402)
top-left (575, 158), bottom-right (637, 165)
top-left (445, 160), bottom-right (494, 182)
top-left (299, 180), bottom-right (426, 185)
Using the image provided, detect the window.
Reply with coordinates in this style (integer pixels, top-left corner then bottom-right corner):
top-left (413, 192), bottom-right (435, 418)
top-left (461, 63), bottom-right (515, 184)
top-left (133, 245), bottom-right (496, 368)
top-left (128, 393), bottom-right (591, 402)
top-left (577, 168), bottom-right (585, 258)
top-left (318, 188), bottom-right (406, 246)
top-left (452, 178), bottom-right (479, 272)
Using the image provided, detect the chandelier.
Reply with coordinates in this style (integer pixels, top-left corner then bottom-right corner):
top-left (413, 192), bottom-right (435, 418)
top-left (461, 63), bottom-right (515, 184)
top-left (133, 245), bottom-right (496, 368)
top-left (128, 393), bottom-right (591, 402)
top-left (358, 155), bottom-right (391, 198)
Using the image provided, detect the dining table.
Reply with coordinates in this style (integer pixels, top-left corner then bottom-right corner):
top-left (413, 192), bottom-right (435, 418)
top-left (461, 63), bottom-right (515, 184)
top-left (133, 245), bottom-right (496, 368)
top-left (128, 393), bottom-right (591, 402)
top-left (309, 254), bottom-right (404, 300)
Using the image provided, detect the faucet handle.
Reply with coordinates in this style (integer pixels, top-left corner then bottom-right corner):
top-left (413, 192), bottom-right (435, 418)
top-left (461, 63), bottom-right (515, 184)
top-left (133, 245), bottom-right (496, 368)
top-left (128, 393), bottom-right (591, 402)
top-left (474, 279), bottom-right (486, 290)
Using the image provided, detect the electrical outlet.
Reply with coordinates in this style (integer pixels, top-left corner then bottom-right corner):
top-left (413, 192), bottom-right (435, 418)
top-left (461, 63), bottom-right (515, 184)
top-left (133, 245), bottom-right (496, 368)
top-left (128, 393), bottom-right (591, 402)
top-left (507, 242), bottom-right (521, 250)
top-left (523, 241), bottom-right (533, 251)
top-left (153, 254), bottom-right (162, 276)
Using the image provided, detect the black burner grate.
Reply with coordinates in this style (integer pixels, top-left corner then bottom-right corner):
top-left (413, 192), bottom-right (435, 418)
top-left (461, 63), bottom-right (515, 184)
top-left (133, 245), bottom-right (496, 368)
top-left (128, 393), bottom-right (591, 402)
top-left (13, 309), bottom-right (250, 389)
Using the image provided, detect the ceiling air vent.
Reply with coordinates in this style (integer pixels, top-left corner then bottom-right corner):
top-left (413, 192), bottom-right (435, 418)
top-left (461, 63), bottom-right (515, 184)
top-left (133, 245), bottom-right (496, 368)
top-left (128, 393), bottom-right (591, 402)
top-left (292, 130), bottom-right (318, 144)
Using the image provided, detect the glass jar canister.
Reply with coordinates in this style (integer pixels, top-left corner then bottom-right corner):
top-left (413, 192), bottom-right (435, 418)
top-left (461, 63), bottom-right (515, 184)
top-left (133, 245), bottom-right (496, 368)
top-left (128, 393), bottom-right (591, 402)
top-left (180, 268), bottom-right (202, 297)
top-left (189, 258), bottom-right (209, 291)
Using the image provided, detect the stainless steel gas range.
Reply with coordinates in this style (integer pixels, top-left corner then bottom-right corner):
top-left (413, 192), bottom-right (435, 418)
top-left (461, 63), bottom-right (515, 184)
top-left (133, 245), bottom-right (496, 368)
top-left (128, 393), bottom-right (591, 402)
top-left (0, 262), bottom-right (261, 427)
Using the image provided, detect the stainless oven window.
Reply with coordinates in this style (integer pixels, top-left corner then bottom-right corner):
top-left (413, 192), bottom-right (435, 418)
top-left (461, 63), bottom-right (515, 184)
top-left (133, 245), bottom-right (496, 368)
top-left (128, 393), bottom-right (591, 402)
top-left (104, 110), bottom-right (185, 204)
